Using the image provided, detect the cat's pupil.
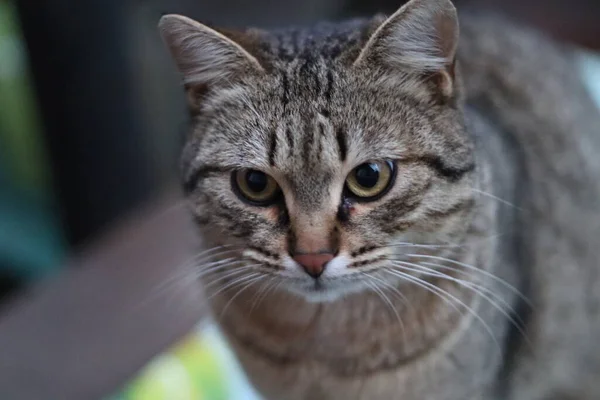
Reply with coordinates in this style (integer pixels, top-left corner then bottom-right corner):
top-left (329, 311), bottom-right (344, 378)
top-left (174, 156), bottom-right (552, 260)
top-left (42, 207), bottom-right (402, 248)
top-left (246, 170), bottom-right (268, 193)
top-left (355, 163), bottom-right (380, 188)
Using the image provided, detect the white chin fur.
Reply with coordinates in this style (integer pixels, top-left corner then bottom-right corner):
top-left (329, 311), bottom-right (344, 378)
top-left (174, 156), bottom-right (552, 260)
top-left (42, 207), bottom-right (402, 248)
top-left (286, 279), bottom-right (369, 303)
top-left (280, 254), bottom-right (370, 303)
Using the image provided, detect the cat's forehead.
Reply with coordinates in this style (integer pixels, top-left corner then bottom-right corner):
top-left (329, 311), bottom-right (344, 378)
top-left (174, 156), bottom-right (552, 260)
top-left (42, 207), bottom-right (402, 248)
top-left (257, 18), bottom-right (375, 62)
top-left (250, 85), bottom-right (347, 207)
top-left (198, 65), bottom-right (419, 171)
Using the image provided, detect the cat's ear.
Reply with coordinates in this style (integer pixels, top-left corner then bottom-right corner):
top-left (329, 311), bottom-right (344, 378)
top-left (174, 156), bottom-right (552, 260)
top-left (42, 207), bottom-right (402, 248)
top-left (158, 15), bottom-right (264, 110)
top-left (354, 0), bottom-right (459, 96)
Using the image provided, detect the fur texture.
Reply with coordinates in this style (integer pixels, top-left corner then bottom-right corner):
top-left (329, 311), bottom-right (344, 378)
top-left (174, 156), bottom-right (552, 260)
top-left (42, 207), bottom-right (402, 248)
top-left (158, 0), bottom-right (600, 398)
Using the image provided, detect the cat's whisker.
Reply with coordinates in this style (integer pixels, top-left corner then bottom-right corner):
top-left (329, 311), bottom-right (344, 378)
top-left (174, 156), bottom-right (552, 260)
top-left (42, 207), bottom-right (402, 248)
top-left (248, 276), bottom-right (280, 317)
top-left (202, 264), bottom-right (257, 289)
top-left (362, 278), bottom-right (408, 344)
top-left (219, 275), bottom-right (265, 320)
top-left (180, 246), bottom-right (244, 271)
top-left (361, 272), bottom-right (413, 313)
top-left (149, 258), bottom-right (243, 310)
top-left (153, 247), bottom-right (235, 291)
top-left (405, 254), bottom-right (532, 307)
top-left (131, 269), bottom-right (199, 314)
top-left (159, 260), bottom-right (243, 305)
top-left (247, 276), bottom-right (273, 315)
top-left (390, 260), bottom-right (529, 344)
top-left (262, 278), bottom-right (285, 307)
top-left (419, 261), bottom-right (527, 328)
top-left (386, 232), bottom-right (506, 251)
top-left (188, 243), bottom-right (239, 259)
top-left (418, 261), bottom-right (475, 280)
top-left (206, 269), bottom-right (262, 301)
top-left (138, 257), bottom-right (242, 311)
top-left (193, 258), bottom-right (245, 279)
top-left (384, 267), bottom-right (502, 354)
top-left (155, 248), bottom-right (243, 292)
top-left (387, 241), bottom-right (463, 249)
top-left (470, 188), bottom-right (523, 211)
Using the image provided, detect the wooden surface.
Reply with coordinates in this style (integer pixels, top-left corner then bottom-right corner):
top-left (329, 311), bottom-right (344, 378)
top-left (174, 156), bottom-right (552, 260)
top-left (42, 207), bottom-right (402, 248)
top-left (0, 191), bottom-right (207, 400)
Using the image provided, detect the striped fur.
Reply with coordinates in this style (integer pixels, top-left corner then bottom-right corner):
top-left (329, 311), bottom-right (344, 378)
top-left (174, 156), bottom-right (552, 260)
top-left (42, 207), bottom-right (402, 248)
top-left (159, 0), bottom-right (600, 398)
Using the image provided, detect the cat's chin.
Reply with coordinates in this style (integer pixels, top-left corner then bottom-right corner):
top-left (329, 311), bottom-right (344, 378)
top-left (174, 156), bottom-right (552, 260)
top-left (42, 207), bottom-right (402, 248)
top-left (285, 278), bottom-right (368, 303)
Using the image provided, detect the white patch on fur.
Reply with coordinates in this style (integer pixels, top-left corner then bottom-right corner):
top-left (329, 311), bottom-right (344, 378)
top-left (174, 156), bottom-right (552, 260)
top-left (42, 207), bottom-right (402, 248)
top-left (322, 254), bottom-right (351, 277)
top-left (280, 254), bottom-right (378, 303)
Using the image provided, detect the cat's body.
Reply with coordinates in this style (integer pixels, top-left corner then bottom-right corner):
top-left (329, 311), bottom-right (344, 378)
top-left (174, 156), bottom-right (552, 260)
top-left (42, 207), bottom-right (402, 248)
top-left (159, 1), bottom-right (600, 399)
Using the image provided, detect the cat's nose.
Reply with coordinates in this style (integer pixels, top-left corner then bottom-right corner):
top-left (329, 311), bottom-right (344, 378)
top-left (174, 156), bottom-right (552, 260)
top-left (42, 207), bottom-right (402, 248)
top-left (293, 253), bottom-right (334, 278)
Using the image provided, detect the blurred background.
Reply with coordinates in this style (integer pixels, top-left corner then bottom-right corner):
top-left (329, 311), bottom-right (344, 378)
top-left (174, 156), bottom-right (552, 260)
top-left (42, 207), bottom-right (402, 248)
top-left (0, 0), bottom-right (599, 398)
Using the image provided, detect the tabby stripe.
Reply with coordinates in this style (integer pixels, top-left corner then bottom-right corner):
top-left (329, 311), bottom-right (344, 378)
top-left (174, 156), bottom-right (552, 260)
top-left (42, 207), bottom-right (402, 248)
top-left (403, 155), bottom-right (474, 182)
top-left (316, 135), bottom-right (323, 162)
top-left (303, 125), bottom-right (314, 162)
top-left (285, 127), bottom-right (294, 150)
top-left (378, 197), bottom-right (423, 222)
top-left (335, 127), bottom-right (348, 162)
top-left (248, 246), bottom-right (280, 260)
top-left (351, 246), bottom-right (378, 258)
top-left (268, 130), bottom-right (278, 166)
top-left (348, 255), bottom-right (387, 268)
top-left (277, 206), bottom-right (290, 228)
top-left (298, 57), bottom-right (310, 78)
top-left (183, 166), bottom-right (228, 194)
top-left (426, 156), bottom-right (475, 182)
top-left (324, 69), bottom-right (333, 102)
top-left (192, 214), bottom-right (210, 226)
top-left (318, 121), bottom-right (326, 136)
top-left (313, 62), bottom-right (322, 96)
top-left (424, 198), bottom-right (474, 219)
top-left (281, 72), bottom-right (289, 113)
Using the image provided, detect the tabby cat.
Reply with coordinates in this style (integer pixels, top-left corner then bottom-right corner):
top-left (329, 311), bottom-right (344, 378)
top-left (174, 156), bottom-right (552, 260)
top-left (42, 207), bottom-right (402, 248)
top-left (158, 0), bottom-right (600, 398)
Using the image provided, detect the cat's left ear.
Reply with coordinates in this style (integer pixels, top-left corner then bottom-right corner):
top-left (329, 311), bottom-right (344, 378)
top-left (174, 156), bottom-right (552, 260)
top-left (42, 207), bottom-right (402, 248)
top-left (354, 0), bottom-right (459, 97)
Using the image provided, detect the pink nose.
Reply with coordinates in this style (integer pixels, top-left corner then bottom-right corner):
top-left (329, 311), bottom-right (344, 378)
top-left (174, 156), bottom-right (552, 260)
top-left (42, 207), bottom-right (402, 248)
top-left (293, 253), bottom-right (334, 278)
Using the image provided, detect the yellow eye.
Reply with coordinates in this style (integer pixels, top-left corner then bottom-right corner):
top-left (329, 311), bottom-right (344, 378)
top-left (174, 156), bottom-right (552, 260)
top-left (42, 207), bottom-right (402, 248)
top-left (345, 160), bottom-right (395, 200)
top-left (233, 169), bottom-right (281, 205)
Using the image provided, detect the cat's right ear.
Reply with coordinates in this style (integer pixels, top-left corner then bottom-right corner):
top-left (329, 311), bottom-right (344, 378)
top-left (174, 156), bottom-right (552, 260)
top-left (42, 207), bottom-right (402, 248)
top-left (158, 15), bottom-right (264, 110)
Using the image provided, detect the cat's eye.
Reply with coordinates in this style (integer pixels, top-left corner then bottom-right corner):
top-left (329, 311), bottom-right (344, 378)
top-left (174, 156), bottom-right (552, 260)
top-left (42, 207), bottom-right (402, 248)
top-left (232, 169), bottom-right (281, 205)
top-left (345, 160), bottom-right (395, 201)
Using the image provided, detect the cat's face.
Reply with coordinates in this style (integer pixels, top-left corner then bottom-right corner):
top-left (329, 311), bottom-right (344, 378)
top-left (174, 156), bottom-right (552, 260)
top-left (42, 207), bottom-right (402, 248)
top-left (161, 0), bottom-right (475, 302)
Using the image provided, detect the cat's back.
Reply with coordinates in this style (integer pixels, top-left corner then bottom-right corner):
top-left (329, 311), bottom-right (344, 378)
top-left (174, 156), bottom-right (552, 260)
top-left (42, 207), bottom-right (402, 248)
top-left (458, 12), bottom-right (600, 399)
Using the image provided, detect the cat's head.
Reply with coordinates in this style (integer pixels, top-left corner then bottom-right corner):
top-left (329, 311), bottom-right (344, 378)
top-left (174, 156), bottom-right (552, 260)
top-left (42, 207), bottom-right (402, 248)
top-left (159, 0), bottom-right (476, 302)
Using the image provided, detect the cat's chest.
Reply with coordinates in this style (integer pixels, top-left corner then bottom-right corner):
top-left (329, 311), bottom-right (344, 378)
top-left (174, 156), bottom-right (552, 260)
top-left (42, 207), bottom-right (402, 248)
top-left (219, 296), bottom-right (505, 400)
top-left (225, 331), bottom-right (498, 400)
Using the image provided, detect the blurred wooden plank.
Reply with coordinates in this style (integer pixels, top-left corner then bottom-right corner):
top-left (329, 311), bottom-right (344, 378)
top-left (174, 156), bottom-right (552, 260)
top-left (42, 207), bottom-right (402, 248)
top-left (0, 190), bottom-right (206, 400)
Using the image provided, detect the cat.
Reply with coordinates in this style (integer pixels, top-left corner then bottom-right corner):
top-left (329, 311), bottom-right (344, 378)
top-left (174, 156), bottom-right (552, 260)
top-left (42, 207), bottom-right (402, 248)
top-left (158, 0), bottom-right (600, 398)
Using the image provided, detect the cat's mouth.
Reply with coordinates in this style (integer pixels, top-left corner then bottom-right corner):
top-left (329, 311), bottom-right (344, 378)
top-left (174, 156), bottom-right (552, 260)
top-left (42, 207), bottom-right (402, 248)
top-left (290, 280), bottom-right (344, 302)
top-left (285, 274), bottom-right (371, 303)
